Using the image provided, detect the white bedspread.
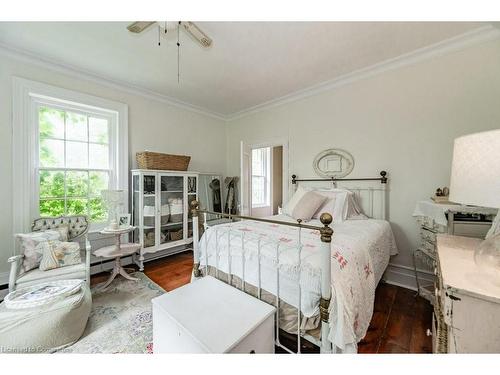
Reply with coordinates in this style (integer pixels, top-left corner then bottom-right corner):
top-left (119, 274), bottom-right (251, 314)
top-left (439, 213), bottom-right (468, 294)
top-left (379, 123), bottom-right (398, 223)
top-left (198, 215), bottom-right (398, 352)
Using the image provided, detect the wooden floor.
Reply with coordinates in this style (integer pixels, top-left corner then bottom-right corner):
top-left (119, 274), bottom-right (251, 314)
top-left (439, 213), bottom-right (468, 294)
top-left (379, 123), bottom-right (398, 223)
top-left (92, 250), bottom-right (433, 354)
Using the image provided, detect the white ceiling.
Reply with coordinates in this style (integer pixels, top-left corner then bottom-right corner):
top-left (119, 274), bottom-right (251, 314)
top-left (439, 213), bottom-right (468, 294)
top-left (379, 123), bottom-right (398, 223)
top-left (0, 22), bottom-right (486, 117)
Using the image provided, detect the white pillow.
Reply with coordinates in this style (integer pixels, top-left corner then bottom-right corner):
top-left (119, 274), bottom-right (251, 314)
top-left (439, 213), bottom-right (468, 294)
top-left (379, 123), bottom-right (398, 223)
top-left (285, 187), bottom-right (367, 222)
top-left (345, 192), bottom-right (368, 219)
top-left (16, 228), bottom-right (69, 273)
top-left (313, 188), bottom-right (367, 221)
top-left (312, 189), bottom-right (349, 222)
top-left (282, 186), bottom-right (309, 216)
top-left (290, 191), bottom-right (327, 222)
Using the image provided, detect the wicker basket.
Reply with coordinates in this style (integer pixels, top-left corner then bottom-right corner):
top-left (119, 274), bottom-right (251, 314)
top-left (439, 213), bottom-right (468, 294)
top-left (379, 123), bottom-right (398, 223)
top-left (170, 229), bottom-right (183, 241)
top-left (136, 151), bottom-right (191, 171)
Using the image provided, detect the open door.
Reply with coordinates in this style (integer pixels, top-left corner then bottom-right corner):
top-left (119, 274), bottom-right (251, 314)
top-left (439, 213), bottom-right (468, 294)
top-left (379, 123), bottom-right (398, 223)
top-left (240, 141), bottom-right (251, 215)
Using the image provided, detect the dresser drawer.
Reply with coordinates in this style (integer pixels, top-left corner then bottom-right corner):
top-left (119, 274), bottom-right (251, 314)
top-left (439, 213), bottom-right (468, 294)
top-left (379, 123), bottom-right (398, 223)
top-left (416, 216), bottom-right (447, 233)
top-left (452, 222), bottom-right (490, 239)
top-left (420, 227), bottom-right (437, 244)
top-left (420, 240), bottom-right (436, 257)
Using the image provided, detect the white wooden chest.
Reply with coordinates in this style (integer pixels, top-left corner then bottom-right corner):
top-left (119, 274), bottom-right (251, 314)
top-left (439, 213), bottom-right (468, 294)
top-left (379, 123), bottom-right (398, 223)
top-left (152, 276), bottom-right (276, 353)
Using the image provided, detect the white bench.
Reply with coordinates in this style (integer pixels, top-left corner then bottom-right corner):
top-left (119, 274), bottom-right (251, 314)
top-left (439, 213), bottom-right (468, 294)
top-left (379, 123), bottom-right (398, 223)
top-left (152, 276), bottom-right (276, 353)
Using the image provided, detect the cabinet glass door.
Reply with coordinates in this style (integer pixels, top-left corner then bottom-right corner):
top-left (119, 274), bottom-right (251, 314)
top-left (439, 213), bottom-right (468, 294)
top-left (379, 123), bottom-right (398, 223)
top-left (132, 174), bottom-right (140, 243)
top-left (160, 175), bottom-right (184, 245)
top-left (186, 175), bottom-right (198, 240)
top-left (142, 174), bottom-right (157, 249)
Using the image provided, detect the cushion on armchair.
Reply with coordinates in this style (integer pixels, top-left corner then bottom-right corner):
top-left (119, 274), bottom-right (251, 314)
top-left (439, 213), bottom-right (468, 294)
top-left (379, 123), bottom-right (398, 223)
top-left (39, 241), bottom-right (81, 271)
top-left (16, 226), bottom-right (70, 273)
top-left (16, 263), bottom-right (87, 287)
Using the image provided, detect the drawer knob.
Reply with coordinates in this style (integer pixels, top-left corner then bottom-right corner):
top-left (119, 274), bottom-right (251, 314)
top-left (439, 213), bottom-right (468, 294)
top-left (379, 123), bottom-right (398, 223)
top-left (426, 329), bottom-right (432, 337)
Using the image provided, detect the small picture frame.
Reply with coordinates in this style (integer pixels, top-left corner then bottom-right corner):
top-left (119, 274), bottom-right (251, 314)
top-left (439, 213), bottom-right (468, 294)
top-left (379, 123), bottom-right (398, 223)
top-left (118, 214), bottom-right (131, 228)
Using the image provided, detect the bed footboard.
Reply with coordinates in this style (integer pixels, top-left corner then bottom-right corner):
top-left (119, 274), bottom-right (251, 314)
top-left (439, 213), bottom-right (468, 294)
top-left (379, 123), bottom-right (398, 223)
top-left (190, 200), bottom-right (333, 353)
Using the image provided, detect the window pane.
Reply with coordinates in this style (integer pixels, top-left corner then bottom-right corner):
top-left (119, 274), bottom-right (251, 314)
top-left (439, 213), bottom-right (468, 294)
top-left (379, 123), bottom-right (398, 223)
top-left (39, 107), bottom-right (64, 139)
top-left (66, 171), bottom-right (88, 197)
top-left (89, 143), bottom-right (109, 169)
top-left (40, 199), bottom-right (65, 217)
top-left (89, 171), bottom-right (109, 197)
top-left (66, 198), bottom-right (88, 216)
top-left (252, 176), bottom-right (265, 206)
top-left (39, 138), bottom-right (65, 168)
top-left (66, 112), bottom-right (88, 142)
top-left (89, 197), bottom-right (107, 222)
top-left (66, 141), bottom-right (88, 168)
top-left (89, 117), bottom-right (109, 143)
top-left (39, 170), bottom-right (65, 198)
top-left (252, 149), bottom-right (263, 176)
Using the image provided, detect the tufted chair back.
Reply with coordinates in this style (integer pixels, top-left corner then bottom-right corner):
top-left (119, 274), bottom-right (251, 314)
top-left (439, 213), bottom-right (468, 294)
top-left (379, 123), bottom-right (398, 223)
top-left (31, 215), bottom-right (90, 241)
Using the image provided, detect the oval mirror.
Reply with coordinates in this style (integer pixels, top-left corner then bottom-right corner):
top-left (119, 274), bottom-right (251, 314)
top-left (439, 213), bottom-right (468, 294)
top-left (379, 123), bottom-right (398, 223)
top-left (312, 149), bottom-right (355, 178)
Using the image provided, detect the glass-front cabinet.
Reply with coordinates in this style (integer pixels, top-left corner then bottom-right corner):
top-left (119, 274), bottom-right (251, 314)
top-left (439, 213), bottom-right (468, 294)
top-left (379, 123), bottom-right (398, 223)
top-left (132, 170), bottom-right (198, 270)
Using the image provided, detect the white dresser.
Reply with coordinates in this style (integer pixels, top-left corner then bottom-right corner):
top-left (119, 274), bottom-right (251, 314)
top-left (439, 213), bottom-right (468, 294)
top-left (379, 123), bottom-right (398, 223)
top-left (412, 200), bottom-right (496, 303)
top-left (434, 234), bottom-right (500, 353)
top-left (152, 276), bottom-right (276, 353)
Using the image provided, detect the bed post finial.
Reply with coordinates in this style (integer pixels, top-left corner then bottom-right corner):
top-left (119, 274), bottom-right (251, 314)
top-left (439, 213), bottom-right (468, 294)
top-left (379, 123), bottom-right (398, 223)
top-left (190, 199), bottom-right (200, 217)
top-left (291, 174), bottom-right (297, 184)
top-left (190, 200), bottom-right (202, 278)
top-left (380, 170), bottom-right (387, 184)
top-left (319, 213), bottom-right (333, 243)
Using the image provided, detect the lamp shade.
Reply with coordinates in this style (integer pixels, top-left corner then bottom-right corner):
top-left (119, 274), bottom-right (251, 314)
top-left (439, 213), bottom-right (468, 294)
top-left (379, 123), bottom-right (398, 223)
top-left (449, 129), bottom-right (500, 208)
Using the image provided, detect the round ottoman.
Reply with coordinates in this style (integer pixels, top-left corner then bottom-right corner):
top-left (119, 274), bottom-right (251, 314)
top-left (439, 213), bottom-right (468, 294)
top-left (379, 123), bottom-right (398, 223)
top-left (0, 282), bottom-right (92, 353)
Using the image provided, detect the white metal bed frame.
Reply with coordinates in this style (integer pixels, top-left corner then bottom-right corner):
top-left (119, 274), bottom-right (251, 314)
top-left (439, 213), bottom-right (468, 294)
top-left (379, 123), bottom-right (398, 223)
top-left (191, 171), bottom-right (388, 353)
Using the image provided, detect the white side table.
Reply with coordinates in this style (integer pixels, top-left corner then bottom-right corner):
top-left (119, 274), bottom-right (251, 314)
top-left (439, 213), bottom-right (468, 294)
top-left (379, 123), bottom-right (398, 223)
top-left (95, 226), bottom-right (141, 289)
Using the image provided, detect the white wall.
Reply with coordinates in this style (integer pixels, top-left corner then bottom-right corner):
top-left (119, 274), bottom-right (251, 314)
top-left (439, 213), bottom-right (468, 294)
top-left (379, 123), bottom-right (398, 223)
top-left (225, 39), bottom-right (500, 275)
top-left (0, 53), bottom-right (226, 278)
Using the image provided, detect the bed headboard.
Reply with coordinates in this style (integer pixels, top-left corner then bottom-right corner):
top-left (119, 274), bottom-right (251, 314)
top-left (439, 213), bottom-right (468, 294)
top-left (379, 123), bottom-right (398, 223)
top-left (291, 171), bottom-right (388, 220)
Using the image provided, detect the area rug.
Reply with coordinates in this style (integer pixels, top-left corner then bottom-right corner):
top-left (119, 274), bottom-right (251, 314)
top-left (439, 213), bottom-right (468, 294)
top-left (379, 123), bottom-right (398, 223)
top-left (58, 272), bottom-right (165, 354)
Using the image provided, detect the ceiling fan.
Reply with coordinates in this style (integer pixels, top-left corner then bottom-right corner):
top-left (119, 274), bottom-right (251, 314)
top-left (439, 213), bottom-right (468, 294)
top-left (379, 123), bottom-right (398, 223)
top-left (126, 21), bottom-right (213, 48)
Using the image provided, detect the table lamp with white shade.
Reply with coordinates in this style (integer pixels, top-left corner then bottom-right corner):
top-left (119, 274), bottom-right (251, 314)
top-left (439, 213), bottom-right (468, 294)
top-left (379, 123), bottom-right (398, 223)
top-left (449, 129), bottom-right (500, 279)
top-left (101, 189), bottom-right (125, 230)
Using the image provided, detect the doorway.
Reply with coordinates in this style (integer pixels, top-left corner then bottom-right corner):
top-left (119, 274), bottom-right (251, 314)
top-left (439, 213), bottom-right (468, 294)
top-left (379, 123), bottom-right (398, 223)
top-left (240, 141), bottom-right (287, 218)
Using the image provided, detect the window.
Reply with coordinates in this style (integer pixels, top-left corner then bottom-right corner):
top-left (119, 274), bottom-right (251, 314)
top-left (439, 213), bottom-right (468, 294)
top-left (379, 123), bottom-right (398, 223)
top-left (37, 105), bottom-right (111, 222)
top-left (251, 147), bottom-right (270, 207)
top-left (13, 77), bottom-right (128, 233)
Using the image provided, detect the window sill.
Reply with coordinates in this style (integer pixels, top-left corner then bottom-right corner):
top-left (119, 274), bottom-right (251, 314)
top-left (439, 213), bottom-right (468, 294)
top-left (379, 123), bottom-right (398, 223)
top-left (252, 204), bottom-right (271, 209)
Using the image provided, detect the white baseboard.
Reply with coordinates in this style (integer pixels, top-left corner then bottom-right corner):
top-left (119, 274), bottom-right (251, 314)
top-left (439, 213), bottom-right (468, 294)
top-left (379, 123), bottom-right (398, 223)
top-left (383, 262), bottom-right (434, 291)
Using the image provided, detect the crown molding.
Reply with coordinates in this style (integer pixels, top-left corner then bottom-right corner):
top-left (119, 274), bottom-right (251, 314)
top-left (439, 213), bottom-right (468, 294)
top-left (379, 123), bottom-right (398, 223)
top-left (0, 42), bottom-right (227, 121)
top-left (226, 25), bottom-right (500, 121)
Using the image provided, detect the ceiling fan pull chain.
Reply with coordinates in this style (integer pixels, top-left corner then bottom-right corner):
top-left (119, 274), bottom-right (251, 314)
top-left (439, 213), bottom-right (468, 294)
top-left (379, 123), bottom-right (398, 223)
top-left (177, 21), bottom-right (181, 84)
top-left (165, 21), bottom-right (167, 34)
top-left (158, 25), bottom-right (161, 46)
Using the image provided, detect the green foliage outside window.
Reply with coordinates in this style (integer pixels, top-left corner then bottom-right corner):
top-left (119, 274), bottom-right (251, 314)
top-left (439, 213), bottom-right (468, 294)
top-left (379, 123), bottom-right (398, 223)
top-left (38, 106), bottom-right (109, 222)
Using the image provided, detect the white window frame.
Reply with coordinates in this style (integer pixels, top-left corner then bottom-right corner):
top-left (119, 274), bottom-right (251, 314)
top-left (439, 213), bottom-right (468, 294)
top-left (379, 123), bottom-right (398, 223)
top-left (251, 147), bottom-right (271, 208)
top-left (12, 77), bottom-right (129, 234)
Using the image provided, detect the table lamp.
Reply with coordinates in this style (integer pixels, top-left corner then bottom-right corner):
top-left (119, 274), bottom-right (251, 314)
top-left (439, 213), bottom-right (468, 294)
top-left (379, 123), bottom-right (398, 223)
top-left (101, 189), bottom-right (125, 230)
top-left (449, 129), bottom-right (500, 279)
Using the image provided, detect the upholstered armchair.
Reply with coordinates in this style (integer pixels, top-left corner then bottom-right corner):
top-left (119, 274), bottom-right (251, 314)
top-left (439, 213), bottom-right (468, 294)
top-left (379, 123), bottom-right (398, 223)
top-left (8, 216), bottom-right (91, 292)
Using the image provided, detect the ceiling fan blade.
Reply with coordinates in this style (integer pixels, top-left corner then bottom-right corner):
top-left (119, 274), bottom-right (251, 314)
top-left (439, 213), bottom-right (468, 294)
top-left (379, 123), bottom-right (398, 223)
top-left (182, 22), bottom-right (212, 47)
top-left (127, 21), bottom-right (156, 33)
